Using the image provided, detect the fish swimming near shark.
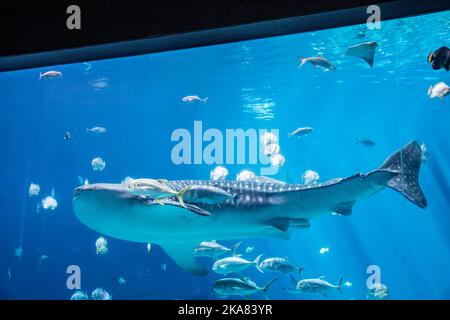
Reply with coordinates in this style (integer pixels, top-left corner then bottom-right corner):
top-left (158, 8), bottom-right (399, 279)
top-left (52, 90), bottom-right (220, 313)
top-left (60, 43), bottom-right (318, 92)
top-left (289, 274), bottom-right (344, 297)
top-left (259, 257), bottom-right (303, 274)
top-left (194, 240), bottom-right (241, 259)
top-left (298, 56), bottom-right (336, 71)
top-left (428, 46), bottom-right (450, 71)
top-left (213, 277), bottom-right (277, 300)
top-left (212, 254), bottom-right (264, 275)
top-left (72, 141), bottom-right (427, 276)
top-left (345, 42), bottom-right (378, 68)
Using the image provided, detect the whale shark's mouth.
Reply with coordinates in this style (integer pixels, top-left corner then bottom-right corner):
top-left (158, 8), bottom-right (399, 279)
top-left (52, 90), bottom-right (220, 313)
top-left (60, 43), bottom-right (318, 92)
top-left (73, 187), bottom-right (84, 199)
top-left (73, 183), bottom-right (129, 198)
top-left (73, 185), bottom-right (100, 200)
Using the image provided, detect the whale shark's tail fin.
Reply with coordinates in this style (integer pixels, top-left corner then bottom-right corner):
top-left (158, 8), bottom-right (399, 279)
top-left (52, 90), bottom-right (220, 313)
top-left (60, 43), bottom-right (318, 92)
top-left (379, 141), bottom-right (427, 209)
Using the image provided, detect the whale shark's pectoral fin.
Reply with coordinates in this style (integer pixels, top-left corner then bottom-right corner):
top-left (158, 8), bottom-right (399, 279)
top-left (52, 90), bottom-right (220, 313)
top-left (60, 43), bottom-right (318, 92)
top-left (266, 218), bottom-right (310, 232)
top-left (267, 218), bottom-right (290, 232)
top-left (159, 242), bottom-right (208, 276)
top-left (290, 219), bottom-right (311, 229)
top-left (332, 201), bottom-right (355, 216)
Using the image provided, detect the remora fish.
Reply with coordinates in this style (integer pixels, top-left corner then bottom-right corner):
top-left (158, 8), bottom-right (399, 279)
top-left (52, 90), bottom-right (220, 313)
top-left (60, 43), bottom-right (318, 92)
top-left (127, 178), bottom-right (191, 207)
top-left (345, 42), bottom-right (378, 68)
top-left (182, 185), bottom-right (236, 205)
top-left (73, 141), bottom-right (427, 276)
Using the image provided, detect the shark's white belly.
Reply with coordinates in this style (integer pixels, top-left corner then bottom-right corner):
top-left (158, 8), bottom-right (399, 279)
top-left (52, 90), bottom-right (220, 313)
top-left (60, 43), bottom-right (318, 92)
top-left (74, 196), bottom-right (292, 243)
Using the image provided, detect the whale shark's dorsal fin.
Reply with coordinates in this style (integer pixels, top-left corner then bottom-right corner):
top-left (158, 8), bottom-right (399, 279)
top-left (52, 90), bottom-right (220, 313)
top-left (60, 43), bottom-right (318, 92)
top-left (158, 241), bottom-right (208, 276)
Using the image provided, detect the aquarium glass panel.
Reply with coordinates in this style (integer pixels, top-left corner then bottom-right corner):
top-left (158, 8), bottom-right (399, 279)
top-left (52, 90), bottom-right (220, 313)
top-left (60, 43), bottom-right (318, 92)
top-left (1, 10), bottom-right (449, 300)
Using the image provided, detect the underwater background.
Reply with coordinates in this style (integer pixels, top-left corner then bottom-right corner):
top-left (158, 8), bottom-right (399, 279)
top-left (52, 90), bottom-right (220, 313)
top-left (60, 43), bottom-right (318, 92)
top-left (0, 10), bottom-right (449, 300)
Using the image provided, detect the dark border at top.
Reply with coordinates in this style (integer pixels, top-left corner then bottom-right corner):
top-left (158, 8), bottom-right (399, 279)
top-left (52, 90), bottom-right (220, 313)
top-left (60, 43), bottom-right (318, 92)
top-left (0, 0), bottom-right (449, 71)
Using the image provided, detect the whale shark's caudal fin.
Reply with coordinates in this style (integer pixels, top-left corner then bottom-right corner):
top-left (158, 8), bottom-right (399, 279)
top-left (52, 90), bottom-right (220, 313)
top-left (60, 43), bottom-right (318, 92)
top-left (379, 141), bottom-right (427, 208)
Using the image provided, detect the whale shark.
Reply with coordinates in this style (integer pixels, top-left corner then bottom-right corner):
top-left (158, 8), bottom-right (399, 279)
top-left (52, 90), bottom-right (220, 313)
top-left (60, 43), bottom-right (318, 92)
top-left (72, 141), bottom-right (426, 276)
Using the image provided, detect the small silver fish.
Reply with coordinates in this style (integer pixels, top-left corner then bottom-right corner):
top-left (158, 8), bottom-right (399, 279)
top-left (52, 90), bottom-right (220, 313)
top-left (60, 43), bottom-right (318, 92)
top-left (91, 287), bottom-right (112, 300)
top-left (288, 127), bottom-right (313, 138)
top-left (86, 127), bottom-right (107, 134)
top-left (210, 166), bottom-right (229, 181)
top-left (39, 70), bottom-right (62, 79)
top-left (298, 57), bottom-right (336, 71)
top-left (367, 283), bottom-right (389, 300)
top-left (182, 95), bottom-right (208, 103)
top-left (91, 157), bottom-right (106, 171)
top-left (296, 277), bottom-right (343, 296)
top-left (427, 82), bottom-right (450, 99)
top-left (70, 290), bottom-right (89, 300)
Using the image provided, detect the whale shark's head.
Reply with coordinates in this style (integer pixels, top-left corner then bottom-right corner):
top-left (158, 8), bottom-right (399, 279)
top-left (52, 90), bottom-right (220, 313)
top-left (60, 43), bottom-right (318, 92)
top-left (72, 183), bottom-right (199, 243)
top-left (73, 183), bottom-right (130, 214)
top-left (73, 183), bottom-right (142, 239)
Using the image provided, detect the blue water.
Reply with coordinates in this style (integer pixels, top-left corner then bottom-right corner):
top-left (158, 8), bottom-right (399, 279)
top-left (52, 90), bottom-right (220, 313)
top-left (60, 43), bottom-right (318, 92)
top-left (1, 10), bottom-right (450, 300)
